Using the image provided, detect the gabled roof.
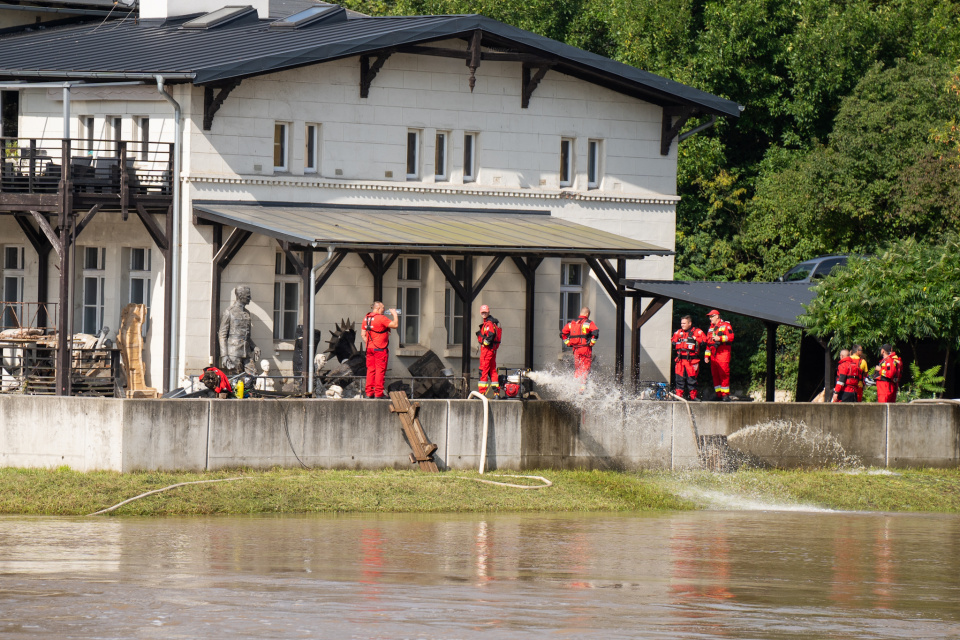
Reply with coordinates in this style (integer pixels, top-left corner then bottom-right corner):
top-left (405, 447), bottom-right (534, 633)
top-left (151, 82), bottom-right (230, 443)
top-left (0, 8), bottom-right (741, 117)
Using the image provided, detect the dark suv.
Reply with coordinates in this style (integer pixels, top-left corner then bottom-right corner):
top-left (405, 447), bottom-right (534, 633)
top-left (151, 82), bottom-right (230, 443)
top-left (778, 255), bottom-right (850, 283)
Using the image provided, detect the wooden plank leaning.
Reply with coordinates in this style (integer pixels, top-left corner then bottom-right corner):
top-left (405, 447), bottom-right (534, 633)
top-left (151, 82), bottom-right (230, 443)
top-left (388, 390), bottom-right (439, 472)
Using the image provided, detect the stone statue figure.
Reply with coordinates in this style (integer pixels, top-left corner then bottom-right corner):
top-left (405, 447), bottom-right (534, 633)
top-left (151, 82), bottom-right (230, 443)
top-left (218, 285), bottom-right (260, 374)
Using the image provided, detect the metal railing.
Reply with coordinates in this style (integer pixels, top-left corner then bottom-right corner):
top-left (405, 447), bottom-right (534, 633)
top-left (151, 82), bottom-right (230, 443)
top-left (0, 137), bottom-right (174, 196)
top-left (0, 341), bottom-right (120, 397)
top-left (0, 301), bottom-right (58, 332)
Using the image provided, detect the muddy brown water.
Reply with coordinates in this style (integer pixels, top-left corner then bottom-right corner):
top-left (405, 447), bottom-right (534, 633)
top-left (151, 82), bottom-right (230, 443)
top-left (1, 511), bottom-right (959, 639)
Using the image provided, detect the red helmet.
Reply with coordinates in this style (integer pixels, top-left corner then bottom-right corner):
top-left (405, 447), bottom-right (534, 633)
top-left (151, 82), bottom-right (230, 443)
top-left (480, 304), bottom-right (490, 313)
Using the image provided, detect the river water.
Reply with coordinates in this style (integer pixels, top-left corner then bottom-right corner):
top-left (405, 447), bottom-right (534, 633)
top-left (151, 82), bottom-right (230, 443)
top-left (1, 510), bottom-right (959, 639)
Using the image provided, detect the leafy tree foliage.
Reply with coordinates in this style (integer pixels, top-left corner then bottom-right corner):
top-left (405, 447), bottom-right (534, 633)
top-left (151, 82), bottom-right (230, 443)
top-left (800, 235), bottom-right (960, 354)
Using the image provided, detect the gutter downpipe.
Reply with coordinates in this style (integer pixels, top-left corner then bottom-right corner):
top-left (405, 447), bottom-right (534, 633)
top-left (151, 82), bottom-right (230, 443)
top-left (307, 245), bottom-right (335, 396)
top-left (156, 75), bottom-right (182, 392)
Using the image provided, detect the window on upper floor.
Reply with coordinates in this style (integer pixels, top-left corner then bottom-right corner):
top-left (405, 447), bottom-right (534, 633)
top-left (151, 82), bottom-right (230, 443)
top-left (109, 116), bottom-right (123, 156)
top-left (560, 262), bottom-right (583, 331)
top-left (305, 123), bottom-right (320, 173)
top-left (80, 116), bottom-right (95, 155)
top-left (1, 245), bottom-right (24, 329)
top-left (396, 257), bottom-right (421, 345)
top-left (560, 138), bottom-right (574, 187)
top-left (136, 117), bottom-right (150, 161)
top-left (274, 251), bottom-right (301, 340)
top-left (435, 132), bottom-right (449, 181)
top-left (274, 122), bottom-right (289, 172)
top-left (463, 132), bottom-right (477, 183)
top-left (406, 130), bottom-right (420, 180)
top-left (588, 139), bottom-right (601, 189)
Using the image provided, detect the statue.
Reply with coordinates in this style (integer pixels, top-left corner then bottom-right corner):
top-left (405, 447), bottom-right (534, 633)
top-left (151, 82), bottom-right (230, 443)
top-left (218, 285), bottom-right (260, 374)
top-left (255, 358), bottom-right (275, 392)
top-left (118, 304), bottom-right (157, 398)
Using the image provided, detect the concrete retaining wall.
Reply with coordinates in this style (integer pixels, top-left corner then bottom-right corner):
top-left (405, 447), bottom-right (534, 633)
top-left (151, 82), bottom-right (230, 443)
top-left (0, 396), bottom-right (957, 471)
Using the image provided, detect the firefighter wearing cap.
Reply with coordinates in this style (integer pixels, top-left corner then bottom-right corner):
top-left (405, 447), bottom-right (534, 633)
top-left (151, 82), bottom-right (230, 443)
top-left (875, 344), bottom-right (902, 403)
top-left (360, 301), bottom-right (398, 399)
top-left (561, 306), bottom-right (600, 390)
top-left (832, 348), bottom-right (864, 402)
top-left (705, 310), bottom-right (734, 401)
top-left (476, 304), bottom-right (502, 396)
top-left (671, 315), bottom-right (706, 400)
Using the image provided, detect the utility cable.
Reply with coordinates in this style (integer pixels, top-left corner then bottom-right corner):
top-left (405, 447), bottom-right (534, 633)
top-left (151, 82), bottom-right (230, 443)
top-left (273, 397), bottom-right (311, 470)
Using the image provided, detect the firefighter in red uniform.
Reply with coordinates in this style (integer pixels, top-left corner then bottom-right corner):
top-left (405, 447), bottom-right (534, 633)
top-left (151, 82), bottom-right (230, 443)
top-left (852, 344), bottom-right (870, 402)
top-left (671, 314), bottom-right (706, 400)
top-left (705, 310), bottom-right (734, 401)
top-left (874, 344), bottom-right (902, 403)
top-left (476, 304), bottom-right (502, 397)
top-left (561, 306), bottom-right (599, 391)
top-left (360, 301), bottom-right (398, 399)
top-left (832, 348), bottom-right (864, 402)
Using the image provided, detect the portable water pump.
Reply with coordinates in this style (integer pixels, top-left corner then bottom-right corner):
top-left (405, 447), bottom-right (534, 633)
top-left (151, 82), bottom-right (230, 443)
top-left (498, 368), bottom-right (527, 398)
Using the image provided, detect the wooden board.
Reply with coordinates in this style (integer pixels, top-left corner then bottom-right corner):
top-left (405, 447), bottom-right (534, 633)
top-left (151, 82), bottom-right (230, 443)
top-left (389, 390), bottom-right (439, 472)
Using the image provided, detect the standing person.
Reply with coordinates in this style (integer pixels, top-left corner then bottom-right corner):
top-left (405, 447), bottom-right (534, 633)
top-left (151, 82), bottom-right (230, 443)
top-left (561, 306), bottom-right (600, 392)
top-left (476, 304), bottom-right (502, 397)
top-left (875, 344), bottom-right (903, 403)
top-left (671, 315), bottom-right (706, 400)
top-left (851, 344), bottom-right (870, 402)
top-left (832, 348), bottom-right (864, 402)
top-left (704, 310), bottom-right (734, 401)
top-left (360, 301), bottom-right (398, 399)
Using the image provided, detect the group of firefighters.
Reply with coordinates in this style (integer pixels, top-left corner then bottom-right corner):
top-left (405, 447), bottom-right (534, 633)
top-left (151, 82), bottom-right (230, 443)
top-left (359, 300), bottom-right (903, 403)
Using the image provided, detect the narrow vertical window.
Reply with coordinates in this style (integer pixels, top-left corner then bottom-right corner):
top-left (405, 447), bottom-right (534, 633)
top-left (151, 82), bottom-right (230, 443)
top-left (111, 116), bottom-right (123, 155)
top-left (81, 247), bottom-right (106, 334)
top-left (81, 116), bottom-right (94, 155)
top-left (559, 262), bottom-right (583, 331)
top-left (406, 130), bottom-right (420, 180)
top-left (138, 117), bottom-right (150, 161)
top-left (273, 252), bottom-right (301, 340)
top-left (463, 132), bottom-right (476, 182)
top-left (1, 245), bottom-right (25, 329)
top-left (396, 257), bottom-right (421, 345)
top-left (559, 138), bottom-right (573, 187)
top-left (273, 122), bottom-right (289, 172)
top-left (305, 123), bottom-right (319, 173)
top-left (444, 257), bottom-right (466, 345)
top-left (435, 132), bottom-right (448, 181)
top-left (128, 247), bottom-right (152, 333)
top-left (587, 140), bottom-right (600, 188)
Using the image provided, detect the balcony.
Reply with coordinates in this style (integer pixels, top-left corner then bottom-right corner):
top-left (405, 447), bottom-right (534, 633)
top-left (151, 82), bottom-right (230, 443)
top-left (0, 137), bottom-right (174, 215)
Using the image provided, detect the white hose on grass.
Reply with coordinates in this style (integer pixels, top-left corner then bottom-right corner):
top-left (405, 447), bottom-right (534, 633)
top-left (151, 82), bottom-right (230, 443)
top-left (88, 477), bottom-right (249, 516)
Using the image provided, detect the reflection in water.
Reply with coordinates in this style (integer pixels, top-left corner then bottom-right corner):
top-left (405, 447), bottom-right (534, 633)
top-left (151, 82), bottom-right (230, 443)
top-left (0, 511), bottom-right (959, 639)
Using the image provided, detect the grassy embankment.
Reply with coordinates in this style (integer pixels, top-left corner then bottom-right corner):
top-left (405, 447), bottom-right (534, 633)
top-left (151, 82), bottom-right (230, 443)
top-left (2, 466), bottom-right (960, 516)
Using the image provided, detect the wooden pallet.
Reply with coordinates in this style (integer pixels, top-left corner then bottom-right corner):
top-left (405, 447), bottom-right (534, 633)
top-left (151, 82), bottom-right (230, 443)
top-left (388, 391), bottom-right (439, 472)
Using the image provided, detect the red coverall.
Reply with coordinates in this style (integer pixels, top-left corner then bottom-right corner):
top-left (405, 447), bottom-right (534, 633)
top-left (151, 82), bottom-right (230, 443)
top-left (671, 326), bottom-right (706, 399)
top-left (876, 352), bottom-right (902, 403)
top-left (833, 356), bottom-right (864, 402)
top-left (705, 320), bottom-right (734, 400)
top-left (561, 315), bottom-right (599, 384)
top-left (362, 312), bottom-right (391, 398)
top-left (477, 316), bottom-right (501, 395)
top-left (202, 366), bottom-right (233, 396)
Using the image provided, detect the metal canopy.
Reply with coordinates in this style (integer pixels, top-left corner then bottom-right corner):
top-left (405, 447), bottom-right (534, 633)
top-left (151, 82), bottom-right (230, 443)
top-left (194, 202), bottom-right (672, 258)
top-left (623, 280), bottom-right (816, 327)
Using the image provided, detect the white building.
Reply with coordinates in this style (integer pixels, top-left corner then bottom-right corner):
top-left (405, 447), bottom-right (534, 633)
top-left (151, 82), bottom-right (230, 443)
top-left (0, 0), bottom-right (741, 395)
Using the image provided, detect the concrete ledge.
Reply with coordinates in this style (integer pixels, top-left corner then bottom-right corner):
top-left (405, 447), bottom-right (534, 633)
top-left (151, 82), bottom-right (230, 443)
top-left (0, 396), bottom-right (957, 471)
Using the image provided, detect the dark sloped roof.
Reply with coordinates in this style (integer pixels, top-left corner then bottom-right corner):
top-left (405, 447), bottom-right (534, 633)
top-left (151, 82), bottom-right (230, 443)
top-left (0, 10), bottom-right (741, 117)
top-left (623, 280), bottom-right (816, 327)
top-left (193, 202), bottom-right (673, 257)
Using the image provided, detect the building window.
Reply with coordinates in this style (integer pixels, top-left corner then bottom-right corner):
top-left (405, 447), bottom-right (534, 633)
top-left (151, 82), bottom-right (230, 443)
top-left (128, 248), bottom-right (151, 333)
top-left (273, 252), bottom-right (300, 340)
top-left (406, 130), bottom-right (420, 180)
top-left (435, 131), bottom-right (448, 181)
top-left (80, 116), bottom-right (95, 155)
top-left (273, 122), bottom-right (289, 172)
top-left (560, 262), bottom-right (583, 330)
top-left (137, 117), bottom-right (150, 161)
top-left (305, 123), bottom-right (319, 173)
top-left (463, 132), bottom-right (476, 182)
top-left (396, 257), bottom-right (421, 345)
top-left (109, 116), bottom-right (123, 156)
top-left (2, 245), bottom-right (24, 329)
top-left (81, 247), bottom-right (106, 334)
top-left (587, 139), bottom-right (601, 188)
top-left (444, 257), bottom-right (466, 345)
top-left (559, 138), bottom-right (573, 187)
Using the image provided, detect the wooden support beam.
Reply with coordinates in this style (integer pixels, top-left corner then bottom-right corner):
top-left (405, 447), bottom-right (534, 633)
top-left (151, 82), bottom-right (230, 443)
top-left (466, 30), bottom-right (482, 92)
top-left (360, 51), bottom-right (392, 99)
top-left (615, 259), bottom-right (626, 384)
top-left (314, 250), bottom-right (347, 293)
top-left (134, 203), bottom-right (169, 252)
top-left (73, 204), bottom-right (101, 240)
top-left (470, 255), bottom-right (504, 301)
top-left (585, 256), bottom-right (619, 301)
top-left (13, 214), bottom-right (48, 255)
top-left (29, 210), bottom-right (62, 259)
top-left (397, 45), bottom-right (553, 65)
top-left (634, 295), bottom-right (669, 328)
top-left (213, 227), bottom-right (252, 268)
top-left (512, 256), bottom-right (542, 370)
top-left (14, 214), bottom-right (51, 327)
top-left (203, 79), bottom-right (241, 131)
top-left (431, 253), bottom-right (468, 302)
top-left (765, 322), bottom-right (777, 402)
top-left (277, 239), bottom-right (305, 275)
top-left (521, 63), bottom-right (551, 109)
top-left (460, 255), bottom-right (474, 378)
top-left (661, 106), bottom-right (696, 156)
